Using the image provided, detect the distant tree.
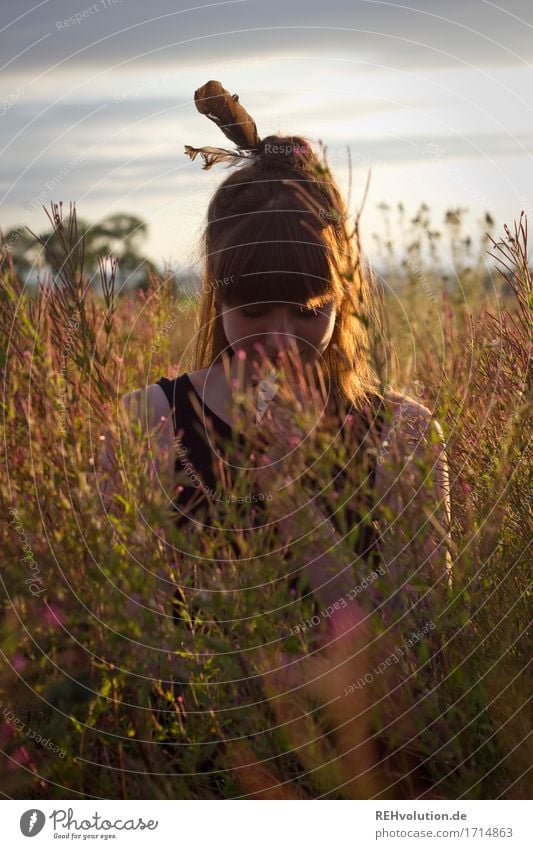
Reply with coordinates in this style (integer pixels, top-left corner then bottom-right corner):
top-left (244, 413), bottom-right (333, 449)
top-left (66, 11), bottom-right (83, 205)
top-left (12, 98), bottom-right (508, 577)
top-left (2, 211), bottom-right (159, 286)
top-left (1, 226), bottom-right (42, 276)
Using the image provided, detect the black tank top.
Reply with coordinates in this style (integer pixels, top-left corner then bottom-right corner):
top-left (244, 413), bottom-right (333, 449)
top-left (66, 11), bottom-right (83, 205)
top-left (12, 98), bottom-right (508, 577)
top-left (156, 372), bottom-right (386, 622)
top-left (155, 374), bottom-right (438, 792)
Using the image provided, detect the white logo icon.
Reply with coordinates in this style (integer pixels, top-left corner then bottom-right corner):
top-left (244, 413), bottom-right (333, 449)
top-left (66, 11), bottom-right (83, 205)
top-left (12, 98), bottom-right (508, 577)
top-left (256, 370), bottom-right (279, 422)
top-left (20, 809), bottom-right (46, 837)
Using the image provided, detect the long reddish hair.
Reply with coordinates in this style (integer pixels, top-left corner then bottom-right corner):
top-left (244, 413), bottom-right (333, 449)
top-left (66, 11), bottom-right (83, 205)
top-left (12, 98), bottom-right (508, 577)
top-left (192, 134), bottom-right (384, 411)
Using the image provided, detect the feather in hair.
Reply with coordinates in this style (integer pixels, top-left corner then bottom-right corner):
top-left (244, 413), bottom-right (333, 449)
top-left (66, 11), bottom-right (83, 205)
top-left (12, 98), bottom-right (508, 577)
top-left (183, 144), bottom-right (255, 171)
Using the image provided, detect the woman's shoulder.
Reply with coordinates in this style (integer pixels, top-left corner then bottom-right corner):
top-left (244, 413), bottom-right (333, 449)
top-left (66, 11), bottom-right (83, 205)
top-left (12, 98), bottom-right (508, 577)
top-left (122, 381), bottom-right (173, 428)
top-left (379, 386), bottom-right (444, 450)
top-left (381, 386), bottom-right (432, 419)
top-left (123, 370), bottom-right (214, 434)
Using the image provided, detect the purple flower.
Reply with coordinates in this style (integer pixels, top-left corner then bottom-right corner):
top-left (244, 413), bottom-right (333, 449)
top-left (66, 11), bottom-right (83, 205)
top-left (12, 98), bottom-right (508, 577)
top-left (43, 604), bottom-right (64, 628)
top-left (12, 653), bottom-right (27, 671)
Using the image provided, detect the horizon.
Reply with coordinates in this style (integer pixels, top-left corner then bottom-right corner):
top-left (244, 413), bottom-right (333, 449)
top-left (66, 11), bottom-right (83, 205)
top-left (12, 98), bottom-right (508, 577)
top-left (1, 0), bottom-right (532, 274)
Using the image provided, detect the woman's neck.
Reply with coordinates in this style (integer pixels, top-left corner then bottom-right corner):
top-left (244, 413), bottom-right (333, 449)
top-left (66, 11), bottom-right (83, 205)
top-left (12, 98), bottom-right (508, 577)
top-left (193, 354), bottom-right (340, 431)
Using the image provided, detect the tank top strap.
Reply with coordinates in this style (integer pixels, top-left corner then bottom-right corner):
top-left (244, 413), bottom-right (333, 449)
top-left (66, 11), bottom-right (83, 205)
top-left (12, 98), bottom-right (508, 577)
top-left (155, 374), bottom-right (197, 437)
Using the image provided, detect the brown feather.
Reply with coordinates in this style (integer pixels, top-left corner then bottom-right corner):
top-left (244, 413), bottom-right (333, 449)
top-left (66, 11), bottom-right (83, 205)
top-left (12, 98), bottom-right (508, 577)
top-left (183, 144), bottom-right (253, 170)
top-left (193, 80), bottom-right (261, 151)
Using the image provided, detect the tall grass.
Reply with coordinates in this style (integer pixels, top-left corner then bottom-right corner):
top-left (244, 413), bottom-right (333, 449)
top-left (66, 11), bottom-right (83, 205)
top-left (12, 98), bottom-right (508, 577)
top-left (0, 202), bottom-right (530, 799)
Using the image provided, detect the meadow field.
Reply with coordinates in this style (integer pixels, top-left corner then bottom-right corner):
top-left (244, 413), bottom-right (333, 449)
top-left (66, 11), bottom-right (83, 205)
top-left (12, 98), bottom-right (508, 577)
top-left (0, 200), bottom-right (530, 799)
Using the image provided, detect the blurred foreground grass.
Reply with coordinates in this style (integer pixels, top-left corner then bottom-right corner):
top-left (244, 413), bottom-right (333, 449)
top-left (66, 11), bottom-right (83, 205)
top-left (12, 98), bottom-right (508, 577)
top-left (0, 203), bottom-right (530, 799)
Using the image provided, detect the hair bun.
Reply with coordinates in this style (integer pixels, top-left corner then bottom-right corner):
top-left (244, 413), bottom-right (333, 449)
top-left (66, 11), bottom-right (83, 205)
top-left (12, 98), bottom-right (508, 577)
top-left (185, 85), bottom-right (320, 174)
top-left (256, 135), bottom-right (316, 171)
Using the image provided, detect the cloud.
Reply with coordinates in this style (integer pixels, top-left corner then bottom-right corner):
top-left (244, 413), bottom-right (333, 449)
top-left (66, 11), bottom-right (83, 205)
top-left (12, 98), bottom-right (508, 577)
top-left (1, 0), bottom-right (532, 78)
top-left (2, 118), bottom-right (529, 219)
top-left (1, 0), bottom-right (531, 267)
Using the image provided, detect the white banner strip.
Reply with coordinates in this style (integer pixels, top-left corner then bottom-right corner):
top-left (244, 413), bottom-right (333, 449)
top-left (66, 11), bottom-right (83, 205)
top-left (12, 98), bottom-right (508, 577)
top-left (2, 799), bottom-right (530, 848)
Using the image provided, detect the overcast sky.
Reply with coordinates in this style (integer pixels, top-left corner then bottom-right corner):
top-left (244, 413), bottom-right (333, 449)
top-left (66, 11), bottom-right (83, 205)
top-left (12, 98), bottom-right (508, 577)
top-left (1, 0), bottom-right (532, 274)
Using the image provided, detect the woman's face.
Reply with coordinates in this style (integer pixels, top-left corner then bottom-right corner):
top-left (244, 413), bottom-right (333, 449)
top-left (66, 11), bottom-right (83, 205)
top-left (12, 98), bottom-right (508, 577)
top-left (219, 297), bottom-right (337, 377)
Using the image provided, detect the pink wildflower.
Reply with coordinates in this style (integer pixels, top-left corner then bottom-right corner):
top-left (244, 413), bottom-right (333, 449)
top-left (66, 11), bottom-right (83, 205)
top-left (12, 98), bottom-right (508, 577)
top-left (8, 745), bottom-right (33, 771)
top-left (43, 604), bottom-right (64, 628)
top-left (12, 653), bottom-right (27, 671)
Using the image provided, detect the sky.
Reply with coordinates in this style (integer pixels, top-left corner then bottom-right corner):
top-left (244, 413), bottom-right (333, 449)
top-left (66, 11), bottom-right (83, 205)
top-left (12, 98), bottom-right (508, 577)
top-left (1, 0), bottom-right (532, 277)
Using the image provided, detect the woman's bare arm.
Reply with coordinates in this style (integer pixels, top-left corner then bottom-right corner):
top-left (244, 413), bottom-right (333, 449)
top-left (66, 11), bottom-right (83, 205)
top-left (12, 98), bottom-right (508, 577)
top-left (98, 384), bottom-right (176, 513)
top-left (373, 391), bottom-right (453, 594)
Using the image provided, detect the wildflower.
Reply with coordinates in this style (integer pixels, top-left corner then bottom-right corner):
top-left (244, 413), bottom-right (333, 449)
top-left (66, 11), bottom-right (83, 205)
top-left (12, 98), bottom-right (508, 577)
top-left (12, 653), bottom-right (27, 671)
top-left (8, 745), bottom-right (34, 771)
top-left (43, 604), bottom-right (64, 628)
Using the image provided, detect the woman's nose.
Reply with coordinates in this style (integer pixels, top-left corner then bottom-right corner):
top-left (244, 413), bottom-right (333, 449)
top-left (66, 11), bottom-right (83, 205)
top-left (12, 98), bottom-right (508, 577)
top-left (264, 312), bottom-right (298, 356)
top-left (264, 331), bottom-right (298, 361)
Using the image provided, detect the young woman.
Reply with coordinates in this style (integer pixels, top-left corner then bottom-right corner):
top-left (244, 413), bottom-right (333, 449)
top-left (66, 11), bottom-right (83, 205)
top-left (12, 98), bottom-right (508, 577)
top-left (100, 81), bottom-right (453, 796)
top-left (116, 81), bottom-right (452, 609)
